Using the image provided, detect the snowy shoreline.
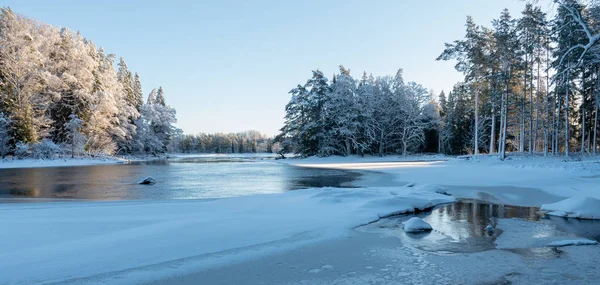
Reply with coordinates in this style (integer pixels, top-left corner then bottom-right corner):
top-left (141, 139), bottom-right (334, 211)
top-left (1, 154), bottom-right (600, 284)
top-left (0, 157), bottom-right (126, 169)
top-left (0, 183), bottom-right (454, 285)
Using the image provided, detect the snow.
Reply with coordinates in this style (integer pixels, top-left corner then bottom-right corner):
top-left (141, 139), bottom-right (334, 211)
top-left (0, 185), bottom-right (454, 285)
top-left (2, 154), bottom-right (600, 284)
top-left (402, 217), bottom-right (432, 233)
top-left (547, 239), bottom-right (599, 247)
top-left (541, 196), bottom-right (600, 219)
top-left (0, 157), bottom-right (124, 169)
top-left (281, 155), bottom-right (600, 205)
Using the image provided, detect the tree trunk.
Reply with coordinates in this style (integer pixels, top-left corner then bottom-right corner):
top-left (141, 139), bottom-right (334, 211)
top-left (529, 57), bottom-right (534, 153)
top-left (500, 69), bottom-right (509, 160)
top-left (520, 96), bottom-right (525, 153)
top-left (544, 50), bottom-right (550, 156)
top-left (552, 77), bottom-right (560, 155)
top-left (594, 96), bottom-right (598, 154)
top-left (565, 71), bottom-right (570, 157)
top-left (592, 69), bottom-right (600, 154)
top-left (581, 106), bottom-right (586, 153)
top-left (490, 98), bottom-right (496, 154)
top-left (345, 138), bottom-right (351, 156)
top-left (474, 84), bottom-right (479, 155)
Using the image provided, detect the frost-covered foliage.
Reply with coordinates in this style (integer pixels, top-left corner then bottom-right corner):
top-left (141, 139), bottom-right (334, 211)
top-left (31, 139), bottom-right (60, 159)
top-left (64, 114), bottom-right (86, 158)
top-left (14, 142), bottom-right (30, 159)
top-left (0, 112), bottom-right (11, 158)
top-left (278, 66), bottom-right (437, 157)
top-left (132, 88), bottom-right (178, 155)
top-left (0, 8), bottom-right (177, 156)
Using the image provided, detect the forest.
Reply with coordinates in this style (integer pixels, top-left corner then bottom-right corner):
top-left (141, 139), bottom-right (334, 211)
top-left (0, 8), bottom-right (178, 158)
top-left (278, 2), bottom-right (600, 158)
top-left (174, 131), bottom-right (276, 154)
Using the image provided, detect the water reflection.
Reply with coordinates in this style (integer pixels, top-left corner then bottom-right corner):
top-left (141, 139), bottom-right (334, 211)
top-left (425, 199), bottom-right (540, 243)
top-left (368, 199), bottom-right (600, 255)
top-left (0, 158), bottom-right (360, 201)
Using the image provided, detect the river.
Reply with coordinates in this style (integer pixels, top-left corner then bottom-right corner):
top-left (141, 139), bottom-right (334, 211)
top-left (0, 154), bottom-right (360, 201)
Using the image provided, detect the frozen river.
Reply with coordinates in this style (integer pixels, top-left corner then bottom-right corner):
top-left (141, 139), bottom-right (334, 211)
top-left (0, 155), bottom-right (361, 201)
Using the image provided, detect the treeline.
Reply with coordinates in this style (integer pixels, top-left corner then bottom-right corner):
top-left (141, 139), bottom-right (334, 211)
top-left (438, 2), bottom-right (600, 157)
top-left (0, 7), bottom-right (177, 159)
top-left (277, 67), bottom-right (439, 157)
top-left (172, 131), bottom-right (276, 154)
top-left (280, 1), bottom-right (600, 158)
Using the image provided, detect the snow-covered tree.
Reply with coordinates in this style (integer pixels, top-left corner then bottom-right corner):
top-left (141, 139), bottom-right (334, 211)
top-left (0, 8), bottom-right (51, 143)
top-left (64, 113), bottom-right (86, 158)
top-left (133, 88), bottom-right (177, 155)
top-left (0, 112), bottom-right (11, 158)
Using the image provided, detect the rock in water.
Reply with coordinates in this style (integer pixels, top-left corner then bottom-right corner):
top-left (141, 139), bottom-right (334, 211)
top-left (402, 217), bottom-right (433, 233)
top-left (138, 176), bottom-right (156, 185)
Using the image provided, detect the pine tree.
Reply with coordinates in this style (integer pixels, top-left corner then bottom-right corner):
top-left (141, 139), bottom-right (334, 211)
top-left (133, 73), bottom-right (144, 111)
top-left (437, 16), bottom-right (488, 155)
top-left (156, 86), bottom-right (166, 106)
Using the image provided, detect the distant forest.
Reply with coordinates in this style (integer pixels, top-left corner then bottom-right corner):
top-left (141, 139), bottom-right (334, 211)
top-left (277, 2), bottom-right (600, 158)
top-left (172, 131), bottom-right (276, 154)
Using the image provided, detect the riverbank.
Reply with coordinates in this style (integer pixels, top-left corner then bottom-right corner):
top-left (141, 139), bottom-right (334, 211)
top-left (1, 154), bottom-right (599, 284)
top-left (282, 154), bottom-right (600, 205)
top-left (0, 157), bottom-right (125, 169)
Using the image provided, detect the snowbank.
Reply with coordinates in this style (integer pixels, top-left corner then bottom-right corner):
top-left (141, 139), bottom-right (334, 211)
top-left (0, 157), bottom-right (123, 169)
top-left (541, 196), bottom-right (600, 219)
top-left (283, 155), bottom-right (600, 205)
top-left (402, 217), bottom-right (432, 233)
top-left (547, 239), bottom-right (598, 247)
top-left (0, 185), bottom-right (453, 285)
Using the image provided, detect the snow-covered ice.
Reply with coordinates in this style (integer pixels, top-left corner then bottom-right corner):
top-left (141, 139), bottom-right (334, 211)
top-left (402, 217), bottom-right (432, 233)
top-left (282, 155), bottom-right (600, 205)
top-left (547, 239), bottom-right (598, 247)
top-left (541, 196), bottom-right (600, 219)
top-left (0, 185), bottom-right (453, 285)
top-left (2, 154), bottom-right (600, 284)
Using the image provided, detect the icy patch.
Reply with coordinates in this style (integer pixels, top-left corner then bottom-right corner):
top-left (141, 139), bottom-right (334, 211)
top-left (495, 219), bottom-right (595, 249)
top-left (402, 217), bottom-right (432, 233)
top-left (541, 196), bottom-right (600, 219)
top-left (547, 239), bottom-right (598, 247)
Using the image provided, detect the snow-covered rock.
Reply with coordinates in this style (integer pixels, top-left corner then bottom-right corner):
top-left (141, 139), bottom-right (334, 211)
top-left (402, 217), bottom-right (432, 233)
top-left (547, 239), bottom-right (598, 247)
top-left (541, 196), bottom-right (600, 219)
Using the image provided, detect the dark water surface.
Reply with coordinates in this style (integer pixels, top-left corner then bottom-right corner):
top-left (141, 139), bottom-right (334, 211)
top-left (0, 156), bottom-right (360, 201)
top-left (365, 199), bottom-right (600, 255)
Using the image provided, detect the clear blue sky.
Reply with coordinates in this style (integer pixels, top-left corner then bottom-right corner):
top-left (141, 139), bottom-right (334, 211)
top-left (5, 0), bottom-right (532, 136)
